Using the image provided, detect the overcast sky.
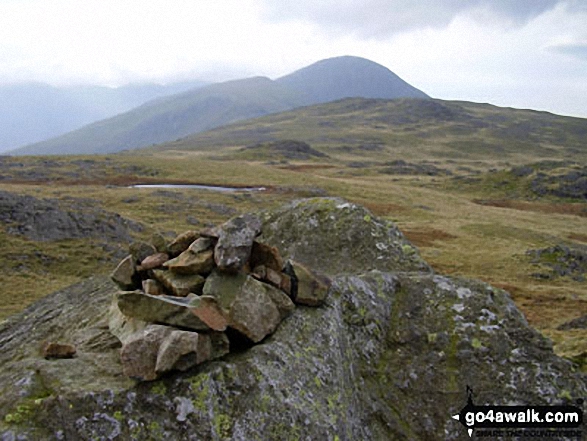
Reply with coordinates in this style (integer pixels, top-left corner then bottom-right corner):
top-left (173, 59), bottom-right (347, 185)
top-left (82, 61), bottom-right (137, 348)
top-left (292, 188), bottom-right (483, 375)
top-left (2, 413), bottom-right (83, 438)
top-left (0, 0), bottom-right (586, 117)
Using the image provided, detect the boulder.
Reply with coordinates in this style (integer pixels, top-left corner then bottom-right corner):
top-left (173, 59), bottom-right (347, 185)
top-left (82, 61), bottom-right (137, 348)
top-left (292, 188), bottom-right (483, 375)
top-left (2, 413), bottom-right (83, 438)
top-left (164, 249), bottom-right (215, 275)
top-left (214, 213), bottom-right (262, 273)
top-left (152, 269), bottom-right (205, 297)
top-left (258, 198), bottom-right (431, 276)
top-left (120, 324), bottom-right (171, 381)
top-left (115, 291), bottom-right (209, 331)
top-left (110, 255), bottom-right (136, 290)
top-left (189, 295), bottom-right (229, 331)
top-left (202, 270), bottom-right (294, 342)
top-left (2, 199), bottom-right (586, 440)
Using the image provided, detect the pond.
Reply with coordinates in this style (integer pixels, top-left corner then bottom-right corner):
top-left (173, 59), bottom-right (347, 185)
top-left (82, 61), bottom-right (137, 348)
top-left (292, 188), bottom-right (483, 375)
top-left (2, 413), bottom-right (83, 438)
top-left (130, 184), bottom-right (266, 192)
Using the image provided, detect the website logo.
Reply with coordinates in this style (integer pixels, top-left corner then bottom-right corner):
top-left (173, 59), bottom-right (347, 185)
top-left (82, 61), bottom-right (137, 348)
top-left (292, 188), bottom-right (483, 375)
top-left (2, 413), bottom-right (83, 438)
top-left (452, 386), bottom-right (583, 438)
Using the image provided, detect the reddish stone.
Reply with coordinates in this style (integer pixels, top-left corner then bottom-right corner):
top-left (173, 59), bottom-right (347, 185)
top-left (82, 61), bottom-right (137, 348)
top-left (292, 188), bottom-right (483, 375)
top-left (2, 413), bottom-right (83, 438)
top-left (42, 341), bottom-right (76, 359)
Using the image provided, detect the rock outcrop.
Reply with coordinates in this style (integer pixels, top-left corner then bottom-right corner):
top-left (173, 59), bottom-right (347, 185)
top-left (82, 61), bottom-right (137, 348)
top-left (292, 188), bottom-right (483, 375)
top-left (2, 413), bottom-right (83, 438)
top-left (0, 198), bottom-right (585, 440)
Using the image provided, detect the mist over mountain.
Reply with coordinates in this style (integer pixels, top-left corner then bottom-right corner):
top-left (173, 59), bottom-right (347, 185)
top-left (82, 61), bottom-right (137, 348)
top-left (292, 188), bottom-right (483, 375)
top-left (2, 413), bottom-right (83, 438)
top-left (9, 56), bottom-right (429, 155)
top-left (0, 80), bottom-right (207, 153)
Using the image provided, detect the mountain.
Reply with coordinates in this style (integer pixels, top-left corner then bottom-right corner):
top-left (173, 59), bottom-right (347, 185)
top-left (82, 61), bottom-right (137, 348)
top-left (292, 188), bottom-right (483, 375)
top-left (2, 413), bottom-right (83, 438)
top-left (276, 55), bottom-right (428, 103)
top-left (0, 81), bottom-right (207, 153)
top-left (9, 56), bottom-right (428, 155)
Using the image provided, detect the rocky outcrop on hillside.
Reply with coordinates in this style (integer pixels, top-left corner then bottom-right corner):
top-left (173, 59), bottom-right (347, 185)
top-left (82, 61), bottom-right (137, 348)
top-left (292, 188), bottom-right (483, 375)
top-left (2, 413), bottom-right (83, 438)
top-left (0, 198), bottom-right (585, 440)
top-left (0, 190), bottom-right (142, 242)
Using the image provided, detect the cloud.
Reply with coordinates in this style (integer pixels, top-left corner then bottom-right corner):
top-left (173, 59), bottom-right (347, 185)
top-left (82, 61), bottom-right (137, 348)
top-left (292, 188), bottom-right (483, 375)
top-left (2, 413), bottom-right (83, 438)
top-left (261, 0), bottom-right (561, 37)
top-left (550, 44), bottom-right (587, 61)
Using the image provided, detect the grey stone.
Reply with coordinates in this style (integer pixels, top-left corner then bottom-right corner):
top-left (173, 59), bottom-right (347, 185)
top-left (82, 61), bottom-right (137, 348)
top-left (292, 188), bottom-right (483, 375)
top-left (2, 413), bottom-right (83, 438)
top-left (110, 255), bottom-right (136, 290)
top-left (116, 291), bottom-right (209, 331)
top-left (214, 213), bottom-right (262, 273)
top-left (152, 269), bottom-right (205, 297)
top-left (163, 249), bottom-right (215, 275)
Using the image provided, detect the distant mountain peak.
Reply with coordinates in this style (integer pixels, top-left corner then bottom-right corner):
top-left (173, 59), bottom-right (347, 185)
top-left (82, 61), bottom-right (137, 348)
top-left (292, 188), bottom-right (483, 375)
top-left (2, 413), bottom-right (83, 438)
top-left (276, 56), bottom-right (428, 104)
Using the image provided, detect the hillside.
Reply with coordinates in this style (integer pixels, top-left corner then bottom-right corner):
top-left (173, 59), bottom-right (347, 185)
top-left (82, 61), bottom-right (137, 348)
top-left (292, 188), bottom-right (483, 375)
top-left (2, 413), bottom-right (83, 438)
top-left (153, 97), bottom-right (587, 164)
top-left (9, 56), bottom-right (428, 155)
top-left (0, 81), bottom-right (207, 153)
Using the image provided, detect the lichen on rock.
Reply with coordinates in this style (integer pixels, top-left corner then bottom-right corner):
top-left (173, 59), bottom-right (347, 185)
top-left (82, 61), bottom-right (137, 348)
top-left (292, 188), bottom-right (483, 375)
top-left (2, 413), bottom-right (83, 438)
top-left (1, 197), bottom-right (585, 440)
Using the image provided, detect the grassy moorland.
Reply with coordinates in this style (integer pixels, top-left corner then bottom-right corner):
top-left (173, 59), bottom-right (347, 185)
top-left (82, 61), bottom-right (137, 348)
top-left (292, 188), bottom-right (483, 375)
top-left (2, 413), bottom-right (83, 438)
top-left (0, 98), bottom-right (585, 368)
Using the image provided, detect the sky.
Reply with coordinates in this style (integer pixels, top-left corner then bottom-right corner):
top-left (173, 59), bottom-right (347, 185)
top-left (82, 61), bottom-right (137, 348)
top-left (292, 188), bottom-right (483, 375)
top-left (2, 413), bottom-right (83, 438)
top-left (0, 0), bottom-right (586, 118)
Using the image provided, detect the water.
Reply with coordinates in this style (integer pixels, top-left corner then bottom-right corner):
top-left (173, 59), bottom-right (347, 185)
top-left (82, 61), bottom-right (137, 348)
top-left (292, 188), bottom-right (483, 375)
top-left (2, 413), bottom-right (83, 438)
top-left (130, 184), bottom-right (266, 192)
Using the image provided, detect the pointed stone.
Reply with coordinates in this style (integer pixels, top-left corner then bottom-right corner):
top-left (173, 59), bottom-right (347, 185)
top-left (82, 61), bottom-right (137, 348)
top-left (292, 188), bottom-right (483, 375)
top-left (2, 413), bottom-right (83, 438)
top-left (188, 237), bottom-right (215, 254)
top-left (116, 291), bottom-right (209, 331)
top-left (214, 214), bottom-right (262, 273)
top-left (153, 269), bottom-right (205, 297)
top-left (111, 255), bottom-right (137, 290)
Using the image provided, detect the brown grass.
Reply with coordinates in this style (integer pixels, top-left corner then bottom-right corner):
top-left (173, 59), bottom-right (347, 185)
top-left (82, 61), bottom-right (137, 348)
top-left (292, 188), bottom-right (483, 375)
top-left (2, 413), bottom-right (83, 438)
top-left (568, 233), bottom-right (587, 243)
top-left (473, 199), bottom-right (587, 217)
top-left (403, 228), bottom-right (458, 248)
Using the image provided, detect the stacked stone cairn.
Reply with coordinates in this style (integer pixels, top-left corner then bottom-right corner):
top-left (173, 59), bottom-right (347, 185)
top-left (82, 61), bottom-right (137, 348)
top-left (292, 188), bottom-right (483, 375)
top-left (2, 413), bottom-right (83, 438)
top-left (110, 213), bottom-right (330, 381)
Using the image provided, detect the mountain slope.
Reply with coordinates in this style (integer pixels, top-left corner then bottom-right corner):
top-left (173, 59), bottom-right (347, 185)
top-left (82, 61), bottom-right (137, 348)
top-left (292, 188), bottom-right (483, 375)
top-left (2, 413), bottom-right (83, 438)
top-left (0, 81), bottom-right (207, 152)
top-left (10, 77), bottom-right (308, 155)
top-left (10, 56), bottom-right (428, 155)
top-left (151, 97), bottom-right (587, 163)
top-left (276, 55), bottom-right (428, 103)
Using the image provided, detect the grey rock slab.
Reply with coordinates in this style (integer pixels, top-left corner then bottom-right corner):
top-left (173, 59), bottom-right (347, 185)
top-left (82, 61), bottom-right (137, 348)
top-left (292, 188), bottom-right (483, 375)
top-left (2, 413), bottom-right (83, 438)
top-left (115, 291), bottom-right (209, 331)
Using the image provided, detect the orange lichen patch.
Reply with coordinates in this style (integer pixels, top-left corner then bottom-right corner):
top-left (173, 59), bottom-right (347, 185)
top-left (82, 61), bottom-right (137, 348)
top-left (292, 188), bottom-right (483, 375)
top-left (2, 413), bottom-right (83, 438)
top-left (568, 233), bottom-right (587, 243)
top-left (473, 199), bottom-right (587, 218)
top-left (403, 228), bottom-right (457, 248)
top-left (360, 201), bottom-right (406, 216)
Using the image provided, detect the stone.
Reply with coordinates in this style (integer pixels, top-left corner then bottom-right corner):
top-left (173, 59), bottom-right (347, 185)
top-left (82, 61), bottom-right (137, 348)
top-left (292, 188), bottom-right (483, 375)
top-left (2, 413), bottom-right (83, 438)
top-left (189, 295), bottom-right (229, 331)
top-left (142, 279), bottom-right (165, 296)
top-left (129, 241), bottom-right (157, 264)
top-left (289, 260), bottom-right (330, 306)
top-left (110, 255), bottom-right (137, 290)
top-left (120, 325), bottom-right (172, 381)
top-left (214, 213), bottom-right (262, 273)
top-left (120, 324), bottom-right (229, 381)
top-left (163, 249), bottom-right (215, 275)
top-left (251, 265), bottom-right (292, 296)
top-left (155, 330), bottom-right (229, 374)
top-left (41, 341), bottom-right (76, 359)
top-left (168, 230), bottom-right (199, 256)
top-left (249, 241), bottom-right (283, 272)
top-left (116, 291), bottom-right (209, 331)
top-left (188, 237), bottom-right (215, 254)
top-left (153, 269), bottom-right (205, 297)
top-left (137, 252), bottom-right (169, 271)
top-left (203, 270), bottom-right (294, 342)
